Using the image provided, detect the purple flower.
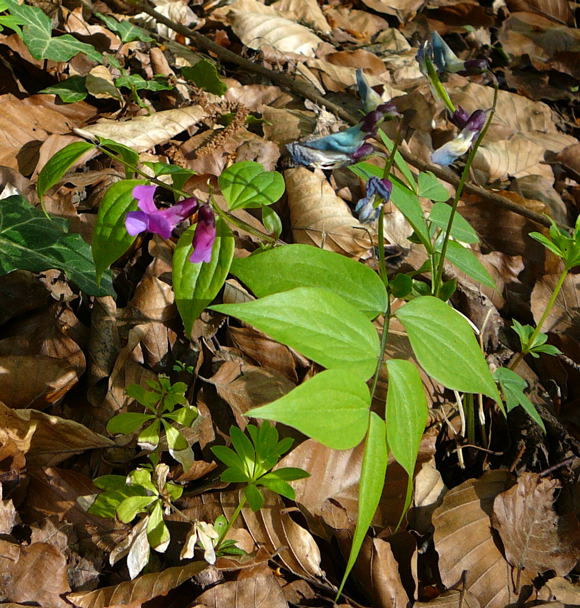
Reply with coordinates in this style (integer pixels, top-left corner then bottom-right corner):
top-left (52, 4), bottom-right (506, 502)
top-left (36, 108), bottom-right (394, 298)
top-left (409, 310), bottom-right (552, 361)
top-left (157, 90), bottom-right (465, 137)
top-left (431, 109), bottom-right (486, 166)
top-left (354, 177), bottom-right (392, 223)
top-left (125, 185), bottom-right (217, 264)
top-left (189, 205), bottom-right (216, 264)
top-left (126, 185), bottom-right (197, 239)
top-left (419, 32), bottom-right (488, 76)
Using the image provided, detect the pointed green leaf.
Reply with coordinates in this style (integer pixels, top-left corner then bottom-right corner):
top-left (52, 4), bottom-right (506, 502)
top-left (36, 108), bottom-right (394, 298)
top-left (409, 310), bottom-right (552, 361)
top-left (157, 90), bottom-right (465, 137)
top-left (429, 203), bottom-right (479, 243)
top-left (337, 412), bottom-right (387, 600)
top-left (163, 422), bottom-right (188, 452)
top-left (444, 241), bottom-right (495, 287)
top-left (117, 495), bottom-right (156, 523)
top-left (37, 141), bottom-right (95, 202)
top-left (173, 219), bottom-right (234, 336)
top-left (107, 412), bottom-right (153, 435)
top-left (386, 360), bottom-right (428, 476)
top-left (147, 500), bottom-right (169, 550)
top-left (138, 420), bottom-right (161, 449)
top-left (212, 287), bottom-right (380, 379)
top-left (418, 172), bottom-right (450, 201)
top-left (182, 59), bottom-right (227, 95)
top-left (396, 296), bottom-right (502, 404)
top-left (230, 244), bottom-right (387, 319)
top-left (378, 130), bottom-right (417, 189)
top-left (494, 367), bottom-right (545, 432)
top-left (247, 370), bottom-right (371, 449)
top-left (95, 12), bottom-right (154, 43)
top-left (218, 161), bottom-right (284, 210)
top-left (39, 76), bottom-right (87, 103)
top-left (92, 179), bottom-right (147, 283)
top-left (0, 194), bottom-right (113, 295)
top-left (244, 484), bottom-right (264, 511)
top-left (390, 178), bottom-right (431, 247)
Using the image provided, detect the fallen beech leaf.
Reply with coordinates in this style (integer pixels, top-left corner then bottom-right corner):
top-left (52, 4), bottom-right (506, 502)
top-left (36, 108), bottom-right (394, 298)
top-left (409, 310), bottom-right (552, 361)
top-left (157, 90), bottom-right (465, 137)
top-left (491, 472), bottom-right (578, 577)
top-left (285, 167), bottom-right (372, 257)
top-left (531, 272), bottom-right (580, 335)
top-left (323, 6), bottom-right (389, 42)
top-left (360, 0), bottom-right (424, 22)
top-left (433, 470), bottom-right (533, 608)
top-left (505, 0), bottom-right (572, 25)
top-left (0, 485), bottom-right (17, 534)
top-left (273, 0), bottom-right (331, 34)
top-left (195, 573), bottom-right (289, 607)
top-left (78, 105), bottom-right (208, 152)
top-left (414, 589), bottom-right (481, 608)
top-left (67, 560), bottom-right (207, 608)
top-left (0, 540), bottom-right (70, 607)
top-left (0, 400), bottom-right (114, 467)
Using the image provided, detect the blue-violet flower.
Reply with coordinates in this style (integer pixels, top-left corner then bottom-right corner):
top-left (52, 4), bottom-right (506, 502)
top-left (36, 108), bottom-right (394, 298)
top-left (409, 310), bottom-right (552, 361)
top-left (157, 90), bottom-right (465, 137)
top-left (431, 109), bottom-right (486, 166)
top-left (355, 177), bottom-right (393, 223)
top-left (418, 32), bottom-right (487, 76)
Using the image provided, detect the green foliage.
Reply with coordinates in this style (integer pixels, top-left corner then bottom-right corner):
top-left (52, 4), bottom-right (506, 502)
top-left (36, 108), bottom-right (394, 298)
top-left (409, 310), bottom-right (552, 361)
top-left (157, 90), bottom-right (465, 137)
top-left (247, 370), bottom-right (371, 450)
top-left (511, 319), bottom-right (561, 358)
top-left (395, 296), bottom-right (502, 404)
top-left (418, 171), bottom-right (449, 201)
top-left (443, 241), bottom-right (495, 287)
top-left (230, 244), bottom-right (388, 319)
top-left (529, 216), bottom-right (580, 270)
top-left (173, 219), bottom-right (235, 335)
top-left (494, 367), bottom-right (545, 432)
top-left (5, 0), bottom-right (102, 62)
top-left (182, 59), bottom-right (227, 95)
top-left (218, 161), bottom-right (285, 210)
top-left (429, 203), bottom-right (479, 243)
top-left (211, 423), bottom-right (309, 511)
top-left (0, 195), bottom-right (113, 296)
top-left (211, 287), bottom-right (381, 380)
top-left (40, 76), bottom-right (88, 103)
top-left (92, 179), bottom-right (147, 284)
top-left (95, 11), bottom-right (154, 43)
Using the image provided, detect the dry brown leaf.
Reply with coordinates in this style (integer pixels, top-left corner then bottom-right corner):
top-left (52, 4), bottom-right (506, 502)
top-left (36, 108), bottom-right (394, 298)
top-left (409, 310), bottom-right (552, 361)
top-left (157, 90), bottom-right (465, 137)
top-left (262, 107), bottom-right (316, 145)
top-left (323, 6), bottom-right (389, 42)
top-left (360, 0), bottom-right (424, 22)
top-left (195, 573), bottom-right (289, 607)
top-left (557, 143), bottom-right (580, 182)
top-left (227, 10), bottom-right (323, 57)
top-left (413, 589), bottom-right (481, 608)
top-left (0, 485), bottom-right (17, 534)
top-left (541, 576), bottom-right (580, 604)
top-left (491, 472), bottom-right (578, 577)
top-left (325, 49), bottom-right (386, 75)
top-left (68, 560), bottom-right (207, 608)
top-left (0, 400), bottom-right (113, 467)
top-left (78, 105), bottom-right (208, 152)
top-left (531, 272), bottom-right (580, 335)
top-left (221, 489), bottom-right (324, 582)
top-left (272, 0), bottom-right (331, 34)
top-left (0, 540), bottom-right (70, 607)
top-left (505, 0), bottom-right (572, 24)
top-left (433, 469), bottom-right (533, 608)
top-left (286, 167), bottom-right (372, 257)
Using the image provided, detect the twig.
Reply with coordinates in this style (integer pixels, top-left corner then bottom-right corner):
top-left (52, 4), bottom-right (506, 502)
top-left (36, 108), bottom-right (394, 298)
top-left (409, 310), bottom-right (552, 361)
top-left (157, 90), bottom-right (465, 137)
top-left (132, 1), bottom-right (553, 229)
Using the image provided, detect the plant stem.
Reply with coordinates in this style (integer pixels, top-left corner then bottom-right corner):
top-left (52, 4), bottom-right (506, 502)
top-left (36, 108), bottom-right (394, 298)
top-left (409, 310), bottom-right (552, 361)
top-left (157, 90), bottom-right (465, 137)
top-left (432, 85), bottom-right (498, 296)
top-left (509, 266), bottom-right (568, 371)
top-left (216, 491), bottom-right (247, 550)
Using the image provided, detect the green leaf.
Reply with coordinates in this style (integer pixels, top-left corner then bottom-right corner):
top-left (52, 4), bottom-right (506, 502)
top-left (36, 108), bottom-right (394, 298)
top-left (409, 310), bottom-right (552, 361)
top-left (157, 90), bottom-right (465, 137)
top-left (386, 360), bottom-right (427, 476)
top-left (173, 219), bottom-right (235, 336)
top-left (5, 0), bottom-right (102, 62)
top-left (247, 370), bottom-right (370, 449)
top-left (266, 467), bottom-right (310, 481)
top-left (163, 422), bottom-right (188, 452)
top-left (88, 486), bottom-right (146, 519)
top-left (143, 162), bottom-right (196, 194)
top-left (85, 71), bottom-right (122, 101)
top-left (494, 367), bottom-right (545, 432)
top-left (211, 445), bottom-right (245, 474)
top-left (117, 495), bottom-right (156, 523)
top-left (95, 12), bottom-right (154, 43)
top-left (182, 59), bottom-right (227, 95)
top-left (211, 287), bottom-right (380, 379)
top-left (244, 484), bottom-right (264, 511)
top-left (429, 203), bottom-right (479, 244)
top-left (99, 139), bottom-right (140, 178)
top-left (39, 76), bottom-right (88, 103)
top-left (138, 419), bottom-right (161, 449)
top-left (230, 244), bottom-right (387, 319)
top-left (164, 406), bottom-right (197, 427)
top-left (396, 296), bottom-right (502, 404)
top-left (390, 178), bottom-right (431, 248)
top-left (377, 130), bottom-right (417, 189)
top-left (262, 206), bottom-right (282, 239)
top-left (37, 141), bottom-right (95, 203)
top-left (418, 172), bottom-right (450, 201)
top-left (147, 500), bottom-right (169, 550)
top-left (218, 161), bottom-right (285, 210)
top-left (338, 412), bottom-right (387, 600)
top-left (229, 426), bottom-right (256, 476)
top-left (444, 241), bottom-right (496, 287)
top-left (0, 195), bottom-right (113, 296)
top-left (92, 179), bottom-right (147, 284)
top-left (220, 468), bottom-right (249, 483)
top-left (257, 475), bottom-right (296, 500)
top-left (107, 412), bottom-right (154, 435)
top-left (126, 384), bottom-right (159, 410)
top-left (93, 475), bottom-right (130, 491)
top-left (115, 74), bottom-right (172, 92)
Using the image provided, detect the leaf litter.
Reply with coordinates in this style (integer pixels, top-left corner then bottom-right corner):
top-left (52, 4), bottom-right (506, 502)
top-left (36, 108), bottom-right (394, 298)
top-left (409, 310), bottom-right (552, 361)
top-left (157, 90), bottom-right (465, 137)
top-left (0, 0), bottom-right (579, 606)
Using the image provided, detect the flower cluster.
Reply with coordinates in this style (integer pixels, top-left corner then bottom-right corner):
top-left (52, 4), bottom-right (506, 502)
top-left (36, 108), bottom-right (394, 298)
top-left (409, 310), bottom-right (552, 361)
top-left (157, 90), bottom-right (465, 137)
top-left (286, 69), bottom-right (399, 170)
top-left (416, 32), bottom-right (489, 167)
top-left (355, 177), bottom-right (393, 224)
top-left (126, 185), bottom-right (216, 263)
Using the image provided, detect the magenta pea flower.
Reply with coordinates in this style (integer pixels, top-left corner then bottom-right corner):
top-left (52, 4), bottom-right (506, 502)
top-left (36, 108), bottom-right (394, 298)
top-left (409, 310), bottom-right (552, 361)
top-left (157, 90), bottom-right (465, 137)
top-left (126, 185), bottom-right (198, 239)
top-left (125, 185), bottom-right (217, 264)
top-left (189, 205), bottom-right (216, 264)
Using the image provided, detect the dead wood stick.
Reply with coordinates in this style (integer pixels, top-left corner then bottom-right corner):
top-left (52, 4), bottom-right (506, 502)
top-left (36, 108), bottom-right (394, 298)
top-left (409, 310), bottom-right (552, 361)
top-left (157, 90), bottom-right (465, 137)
top-left (133, 1), bottom-right (552, 229)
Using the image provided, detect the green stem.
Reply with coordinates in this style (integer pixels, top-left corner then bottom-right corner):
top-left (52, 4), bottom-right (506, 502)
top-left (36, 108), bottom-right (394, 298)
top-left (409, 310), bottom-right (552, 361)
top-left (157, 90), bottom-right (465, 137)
top-left (432, 85), bottom-right (498, 297)
top-left (509, 266), bottom-right (568, 371)
top-left (426, 58), bottom-right (456, 114)
top-left (464, 393), bottom-right (475, 444)
top-left (211, 203), bottom-right (277, 245)
top-left (216, 492), bottom-right (247, 550)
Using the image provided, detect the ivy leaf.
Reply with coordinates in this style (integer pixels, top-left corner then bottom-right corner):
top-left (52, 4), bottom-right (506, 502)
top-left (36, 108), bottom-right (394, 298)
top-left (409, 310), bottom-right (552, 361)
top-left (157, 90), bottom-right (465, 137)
top-left (39, 76), bottom-right (88, 103)
top-left (182, 59), bottom-right (227, 95)
top-left (95, 12), bottom-right (154, 43)
top-left (0, 195), bottom-right (113, 296)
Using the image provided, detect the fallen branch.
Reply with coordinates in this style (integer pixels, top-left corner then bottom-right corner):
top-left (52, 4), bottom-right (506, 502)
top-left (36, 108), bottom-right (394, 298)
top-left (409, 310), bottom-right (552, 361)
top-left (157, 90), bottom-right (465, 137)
top-left (133, 1), bottom-right (552, 229)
